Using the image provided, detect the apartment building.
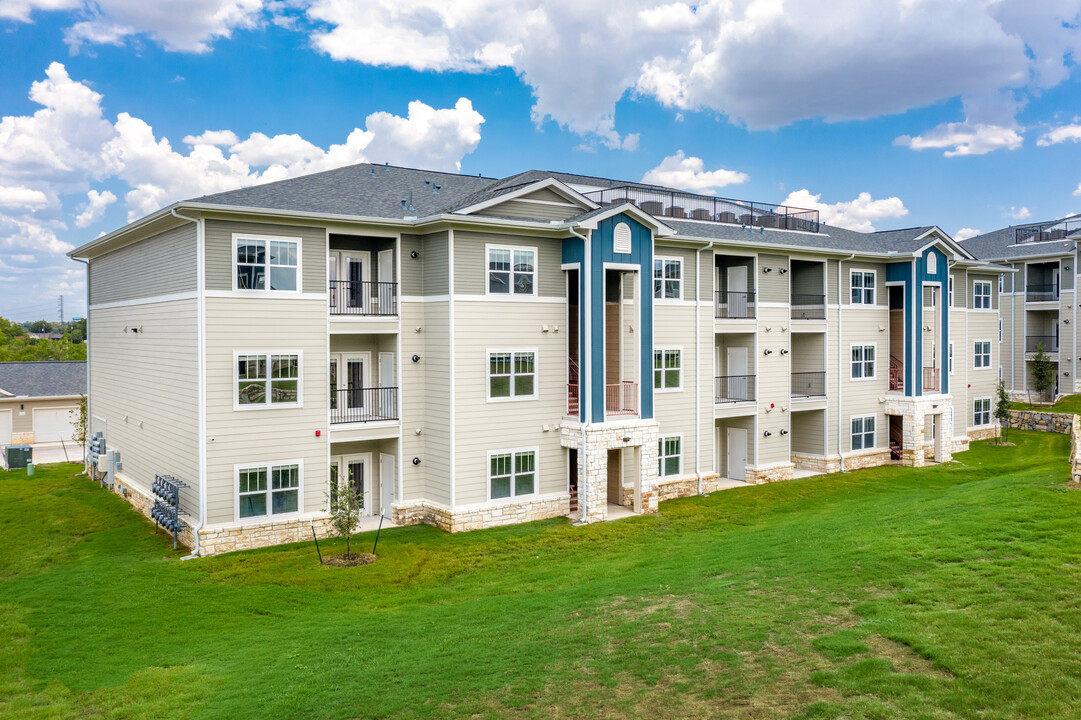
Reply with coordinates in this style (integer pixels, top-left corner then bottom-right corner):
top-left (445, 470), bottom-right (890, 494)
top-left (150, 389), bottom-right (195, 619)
top-left (70, 163), bottom-right (1007, 555)
top-left (963, 215), bottom-right (1081, 402)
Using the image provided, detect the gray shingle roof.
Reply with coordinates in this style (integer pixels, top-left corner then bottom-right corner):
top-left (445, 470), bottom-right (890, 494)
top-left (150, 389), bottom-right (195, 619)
top-left (0, 361), bottom-right (86, 398)
top-left (961, 223), bottom-right (1078, 261)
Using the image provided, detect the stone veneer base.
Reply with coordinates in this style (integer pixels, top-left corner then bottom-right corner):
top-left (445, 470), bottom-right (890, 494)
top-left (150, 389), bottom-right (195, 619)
top-left (392, 494), bottom-right (571, 533)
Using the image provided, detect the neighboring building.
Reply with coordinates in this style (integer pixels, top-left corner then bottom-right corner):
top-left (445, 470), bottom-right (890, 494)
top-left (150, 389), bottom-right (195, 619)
top-left (69, 164), bottom-right (1007, 556)
top-left (0, 361), bottom-right (86, 447)
top-left (27, 332), bottom-right (64, 340)
top-left (962, 215), bottom-right (1081, 402)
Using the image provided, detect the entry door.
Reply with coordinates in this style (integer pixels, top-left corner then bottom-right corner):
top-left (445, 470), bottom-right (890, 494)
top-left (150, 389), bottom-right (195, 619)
top-left (329, 357), bottom-right (340, 421)
top-left (727, 427), bottom-right (748, 481)
top-left (727, 346), bottom-right (749, 401)
top-left (728, 265), bottom-right (749, 316)
top-left (344, 253), bottom-right (370, 311)
top-left (377, 249), bottom-right (394, 314)
top-left (607, 449), bottom-right (622, 505)
top-left (378, 352), bottom-right (395, 419)
top-left (379, 453), bottom-right (397, 513)
top-left (345, 454), bottom-right (372, 516)
top-left (344, 354), bottom-right (371, 420)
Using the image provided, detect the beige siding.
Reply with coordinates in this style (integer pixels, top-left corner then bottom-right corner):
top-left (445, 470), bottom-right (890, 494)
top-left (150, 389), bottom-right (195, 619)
top-left (791, 409), bottom-right (826, 454)
top-left (204, 219), bottom-right (326, 293)
top-left (653, 303), bottom-right (701, 480)
top-left (399, 300), bottom-right (451, 505)
top-left (758, 254), bottom-right (789, 303)
top-left (89, 222), bottom-right (197, 304)
top-left (756, 306), bottom-right (790, 465)
top-left (838, 306), bottom-right (889, 453)
top-left (0, 397), bottom-right (81, 436)
top-left (474, 199), bottom-right (580, 222)
top-left (840, 261), bottom-right (887, 306)
top-left (203, 297), bottom-right (329, 525)
top-left (88, 300), bottom-right (200, 514)
top-left (654, 244), bottom-right (699, 301)
top-left (401, 231), bottom-right (449, 296)
top-left (453, 230), bottom-right (563, 297)
top-left (452, 299), bottom-right (568, 506)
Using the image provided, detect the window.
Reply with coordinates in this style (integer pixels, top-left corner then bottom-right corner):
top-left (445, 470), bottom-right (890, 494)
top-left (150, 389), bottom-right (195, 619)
top-left (236, 352), bottom-right (300, 407)
top-left (851, 345), bottom-right (876, 379)
top-left (948, 342), bottom-right (954, 375)
top-left (235, 236), bottom-right (299, 291)
top-left (237, 462), bottom-right (300, 519)
top-left (974, 281), bottom-right (992, 309)
top-left (487, 246), bottom-right (536, 296)
top-left (488, 351), bottom-right (536, 400)
top-left (998, 274), bottom-right (1004, 293)
top-left (653, 257), bottom-right (682, 300)
top-left (999, 318), bottom-right (1003, 343)
top-left (948, 276), bottom-right (954, 307)
top-left (658, 436), bottom-right (681, 477)
top-left (489, 449), bottom-right (536, 500)
top-left (974, 340), bottom-right (991, 369)
top-left (653, 348), bottom-right (682, 390)
top-left (850, 270), bottom-right (875, 305)
top-left (851, 415), bottom-right (875, 450)
top-left (974, 398), bottom-right (991, 426)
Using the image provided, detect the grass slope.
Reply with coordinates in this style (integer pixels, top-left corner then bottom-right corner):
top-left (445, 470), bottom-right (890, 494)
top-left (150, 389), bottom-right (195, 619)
top-left (1011, 393), bottom-right (1081, 413)
top-left (2, 432), bottom-right (1080, 719)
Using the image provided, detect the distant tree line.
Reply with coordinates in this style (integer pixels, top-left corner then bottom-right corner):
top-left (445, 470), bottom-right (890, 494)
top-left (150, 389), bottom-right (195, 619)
top-left (0, 317), bottom-right (86, 361)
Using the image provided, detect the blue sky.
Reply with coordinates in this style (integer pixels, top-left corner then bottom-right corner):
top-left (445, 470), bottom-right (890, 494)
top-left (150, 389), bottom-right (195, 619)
top-left (1, 0), bottom-right (1080, 320)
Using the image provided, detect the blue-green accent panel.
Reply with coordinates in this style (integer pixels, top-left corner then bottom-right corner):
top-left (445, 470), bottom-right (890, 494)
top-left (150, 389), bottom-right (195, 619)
top-left (915, 245), bottom-right (949, 396)
top-left (562, 236), bottom-right (586, 421)
top-left (886, 262), bottom-right (916, 394)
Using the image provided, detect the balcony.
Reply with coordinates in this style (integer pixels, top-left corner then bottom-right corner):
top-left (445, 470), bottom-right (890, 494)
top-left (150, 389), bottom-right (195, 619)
top-left (791, 294), bottom-right (826, 320)
top-left (715, 291), bottom-right (756, 319)
top-left (1026, 335), bottom-right (1059, 353)
top-left (1015, 216), bottom-right (1081, 244)
top-left (1026, 283), bottom-right (1059, 303)
top-left (791, 371), bottom-right (826, 397)
top-left (715, 375), bottom-right (756, 403)
top-left (330, 387), bottom-right (398, 424)
top-left (605, 381), bottom-right (638, 416)
top-left (567, 383), bottom-right (579, 415)
top-left (329, 280), bottom-right (398, 316)
top-left (923, 367), bottom-right (939, 393)
top-left (889, 354), bottom-right (903, 392)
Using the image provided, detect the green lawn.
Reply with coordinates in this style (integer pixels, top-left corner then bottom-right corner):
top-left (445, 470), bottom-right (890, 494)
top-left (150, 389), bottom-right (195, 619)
top-left (1011, 393), bottom-right (1081, 413)
top-left (2, 432), bottom-right (1080, 719)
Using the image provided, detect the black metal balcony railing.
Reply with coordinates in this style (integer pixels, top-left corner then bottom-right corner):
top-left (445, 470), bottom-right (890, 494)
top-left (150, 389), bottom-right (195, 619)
top-left (715, 375), bottom-right (756, 403)
top-left (791, 294), bottom-right (826, 320)
top-left (715, 290), bottom-right (756, 319)
top-left (1026, 336), bottom-right (1060, 353)
top-left (1025, 283), bottom-right (1059, 302)
top-left (582, 186), bottom-right (820, 233)
top-left (1015, 217), bottom-right (1081, 244)
top-left (329, 281), bottom-right (398, 316)
top-left (330, 387), bottom-right (398, 424)
top-left (791, 371), bottom-right (826, 397)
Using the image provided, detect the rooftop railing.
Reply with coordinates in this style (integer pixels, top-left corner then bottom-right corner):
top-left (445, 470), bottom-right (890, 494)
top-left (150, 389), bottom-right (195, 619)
top-left (1015, 217), bottom-right (1081, 244)
top-left (583, 186), bottom-right (820, 233)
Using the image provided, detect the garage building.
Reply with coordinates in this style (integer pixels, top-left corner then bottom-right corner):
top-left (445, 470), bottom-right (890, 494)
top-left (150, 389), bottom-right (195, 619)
top-left (0, 361), bottom-right (87, 448)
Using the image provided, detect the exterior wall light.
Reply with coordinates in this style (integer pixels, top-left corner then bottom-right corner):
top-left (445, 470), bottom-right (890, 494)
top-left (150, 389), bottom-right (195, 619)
top-left (412, 457), bottom-right (421, 465)
top-left (780, 429), bottom-right (788, 435)
top-left (780, 349), bottom-right (789, 355)
top-left (412, 354), bottom-right (421, 362)
top-left (763, 349), bottom-right (772, 355)
top-left (410, 250), bottom-right (419, 259)
top-left (763, 430), bottom-right (772, 437)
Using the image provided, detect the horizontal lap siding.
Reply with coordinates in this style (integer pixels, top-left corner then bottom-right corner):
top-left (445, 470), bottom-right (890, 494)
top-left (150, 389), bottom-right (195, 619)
top-left (839, 308), bottom-right (888, 452)
top-left (89, 300), bottom-right (200, 514)
top-left (654, 244), bottom-right (699, 301)
top-left (474, 199), bottom-right (580, 222)
top-left (454, 230), bottom-right (563, 297)
top-left (791, 409), bottom-right (825, 454)
top-left (840, 261), bottom-right (887, 306)
top-left (3, 397), bottom-right (80, 435)
top-left (420, 232), bottom-right (449, 296)
top-left (204, 219), bottom-right (326, 293)
top-left (89, 223), bottom-right (197, 304)
top-left (756, 306), bottom-right (789, 465)
top-left (400, 301), bottom-right (450, 505)
top-left (653, 303), bottom-right (701, 478)
top-left (203, 297), bottom-right (328, 525)
top-left (453, 299), bottom-right (567, 506)
top-left (966, 309), bottom-right (1000, 428)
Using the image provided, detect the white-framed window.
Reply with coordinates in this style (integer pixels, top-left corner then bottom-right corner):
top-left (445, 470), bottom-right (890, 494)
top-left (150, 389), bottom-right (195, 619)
top-left (851, 344), bottom-right (876, 379)
top-left (653, 348), bottom-right (682, 391)
top-left (235, 351), bottom-right (301, 408)
top-left (851, 415), bottom-right (875, 450)
top-left (488, 350), bottom-right (537, 400)
top-left (974, 398), bottom-right (991, 426)
top-left (974, 280), bottom-right (992, 309)
top-left (948, 342), bottom-right (954, 375)
top-left (653, 257), bottom-right (682, 300)
top-left (237, 461), bottom-right (301, 520)
top-left (998, 274), bottom-right (1004, 293)
top-left (999, 318), bottom-right (1003, 343)
top-left (948, 276), bottom-right (954, 307)
top-left (850, 270), bottom-right (875, 305)
top-left (974, 340), bottom-right (992, 369)
top-left (235, 235), bottom-right (300, 292)
top-left (488, 448), bottom-right (536, 500)
top-left (658, 435), bottom-right (682, 477)
top-left (487, 245), bottom-right (536, 296)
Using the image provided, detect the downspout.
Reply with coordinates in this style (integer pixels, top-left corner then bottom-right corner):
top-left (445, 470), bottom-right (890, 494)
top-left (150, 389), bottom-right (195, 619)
top-left (72, 256), bottom-right (89, 475)
top-left (1073, 246), bottom-right (1077, 394)
top-left (171, 208), bottom-right (205, 560)
top-left (569, 225), bottom-right (591, 524)
top-left (837, 252), bottom-right (855, 472)
top-left (695, 241), bottom-right (715, 495)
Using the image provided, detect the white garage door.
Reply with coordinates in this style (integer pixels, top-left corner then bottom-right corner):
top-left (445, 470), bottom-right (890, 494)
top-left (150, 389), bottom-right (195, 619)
top-left (33, 407), bottom-right (78, 443)
top-left (0, 409), bottom-right (11, 446)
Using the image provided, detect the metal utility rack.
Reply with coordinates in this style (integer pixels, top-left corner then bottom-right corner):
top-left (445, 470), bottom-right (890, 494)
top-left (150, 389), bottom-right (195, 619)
top-left (151, 474), bottom-right (188, 549)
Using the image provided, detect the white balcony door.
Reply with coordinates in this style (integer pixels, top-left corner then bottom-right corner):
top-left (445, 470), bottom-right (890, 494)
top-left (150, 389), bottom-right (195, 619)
top-left (727, 265), bottom-right (749, 316)
top-left (329, 356), bottom-right (340, 421)
top-left (378, 352), bottom-right (394, 419)
top-left (727, 346), bottom-right (748, 400)
top-left (379, 453), bottom-right (397, 513)
top-left (344, 453), bottom-right (373, 516)
top-left (344, 353), bottom-right (371, 417)
top-left (727, 427), bottom-right (748, 481)
top-left (377, 249), bottom-right (394, 314)
top-left (344, 252), bottom-right (370, 311)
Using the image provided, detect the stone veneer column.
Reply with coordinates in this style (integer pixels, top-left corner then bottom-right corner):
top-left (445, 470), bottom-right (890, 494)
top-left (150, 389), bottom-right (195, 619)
top-left (562, 419), bottom-right (660, 523)
top-left (935, 404), bottom-right (953, 463)
top-left (901, 411), bottom-right (926, 467)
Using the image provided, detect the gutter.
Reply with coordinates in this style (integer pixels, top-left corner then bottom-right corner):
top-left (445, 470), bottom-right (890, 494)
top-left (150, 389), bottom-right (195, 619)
top-left (838, 252), bottom-right (856, 471)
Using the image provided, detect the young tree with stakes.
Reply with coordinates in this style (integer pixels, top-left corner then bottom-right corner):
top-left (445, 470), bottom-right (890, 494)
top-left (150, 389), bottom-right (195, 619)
top-left (326, 477), bottom-right (364, 557)
top-left (994, 380), bottom-right (1011, 443)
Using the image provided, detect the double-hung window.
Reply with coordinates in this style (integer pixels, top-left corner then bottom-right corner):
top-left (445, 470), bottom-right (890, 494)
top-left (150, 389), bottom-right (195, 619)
top-left (851, 345), bottom-right (875, 379)
top-left (974, 281), bottom-right (992, 309)
top-left (851, 416), bottom-right (875, 450)
top-left (653, 258), bottom-right (682, 300)
top-left (653, 349), bottom-right (681, 390)
top-left (488, 246), bottom-right (536, 296)
top-left (236, 236), bottom-right (299, 291)
top-left (948, 342), bottom-right (954, 375)
top-left (974, 398), bottom-right (991, 426)
top-left (974, 340), bottom-right (991, 369)
top-left (238, 462), bottom-right (300, 519)
top-left (850, 270), bottom-right (875, 304)
top-left (948, 276), bottom-right (955, 307)
top-left (658, 436), bottom-right (681, 477)
top-left (489, 449), bottom-right (536, 500)
top-left (488, 351), bottom-right (536, 400)
top-left (237, 352), bottom-right (301, 407)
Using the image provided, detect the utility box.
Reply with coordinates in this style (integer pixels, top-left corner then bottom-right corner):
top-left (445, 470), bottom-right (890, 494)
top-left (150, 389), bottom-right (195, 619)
top-left (6, 445), bottom-right (33, 470)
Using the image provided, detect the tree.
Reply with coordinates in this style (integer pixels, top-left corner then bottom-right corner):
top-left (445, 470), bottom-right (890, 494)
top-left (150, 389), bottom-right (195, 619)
top-left (325, 477), bottom-right (364, 557)
top-left (994, 380), bottom-right (1011, 443)
top-left (1030, 344), bottom-right (1056, 404)
top-left (70, 395), bottom-right (88, 447)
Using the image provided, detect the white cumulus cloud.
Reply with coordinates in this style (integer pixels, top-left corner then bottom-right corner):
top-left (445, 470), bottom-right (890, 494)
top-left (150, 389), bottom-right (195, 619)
top-left (894, 122), bottom-right (1024, 157)
top-left (640, 151), bottom-right (748, 193)
top-left (1038, 124), bottom-right (1081, 146)
top-left (782, 189), bottom-right (909, 233)
top-left (1007, 206), bottom-right (1031, 220)
top-left (73, 189), bottom-right (117, 228)
top-left (182, 129), bottom-right (241, 146)
top-left (955, 227), bottom-right (981, 241)
top-left (0, 185), bottom-right (51, 209)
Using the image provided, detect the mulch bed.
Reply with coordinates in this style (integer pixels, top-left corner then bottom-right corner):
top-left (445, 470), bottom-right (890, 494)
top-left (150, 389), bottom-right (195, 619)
top-left (325, 552), bottom-right (377, 567)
